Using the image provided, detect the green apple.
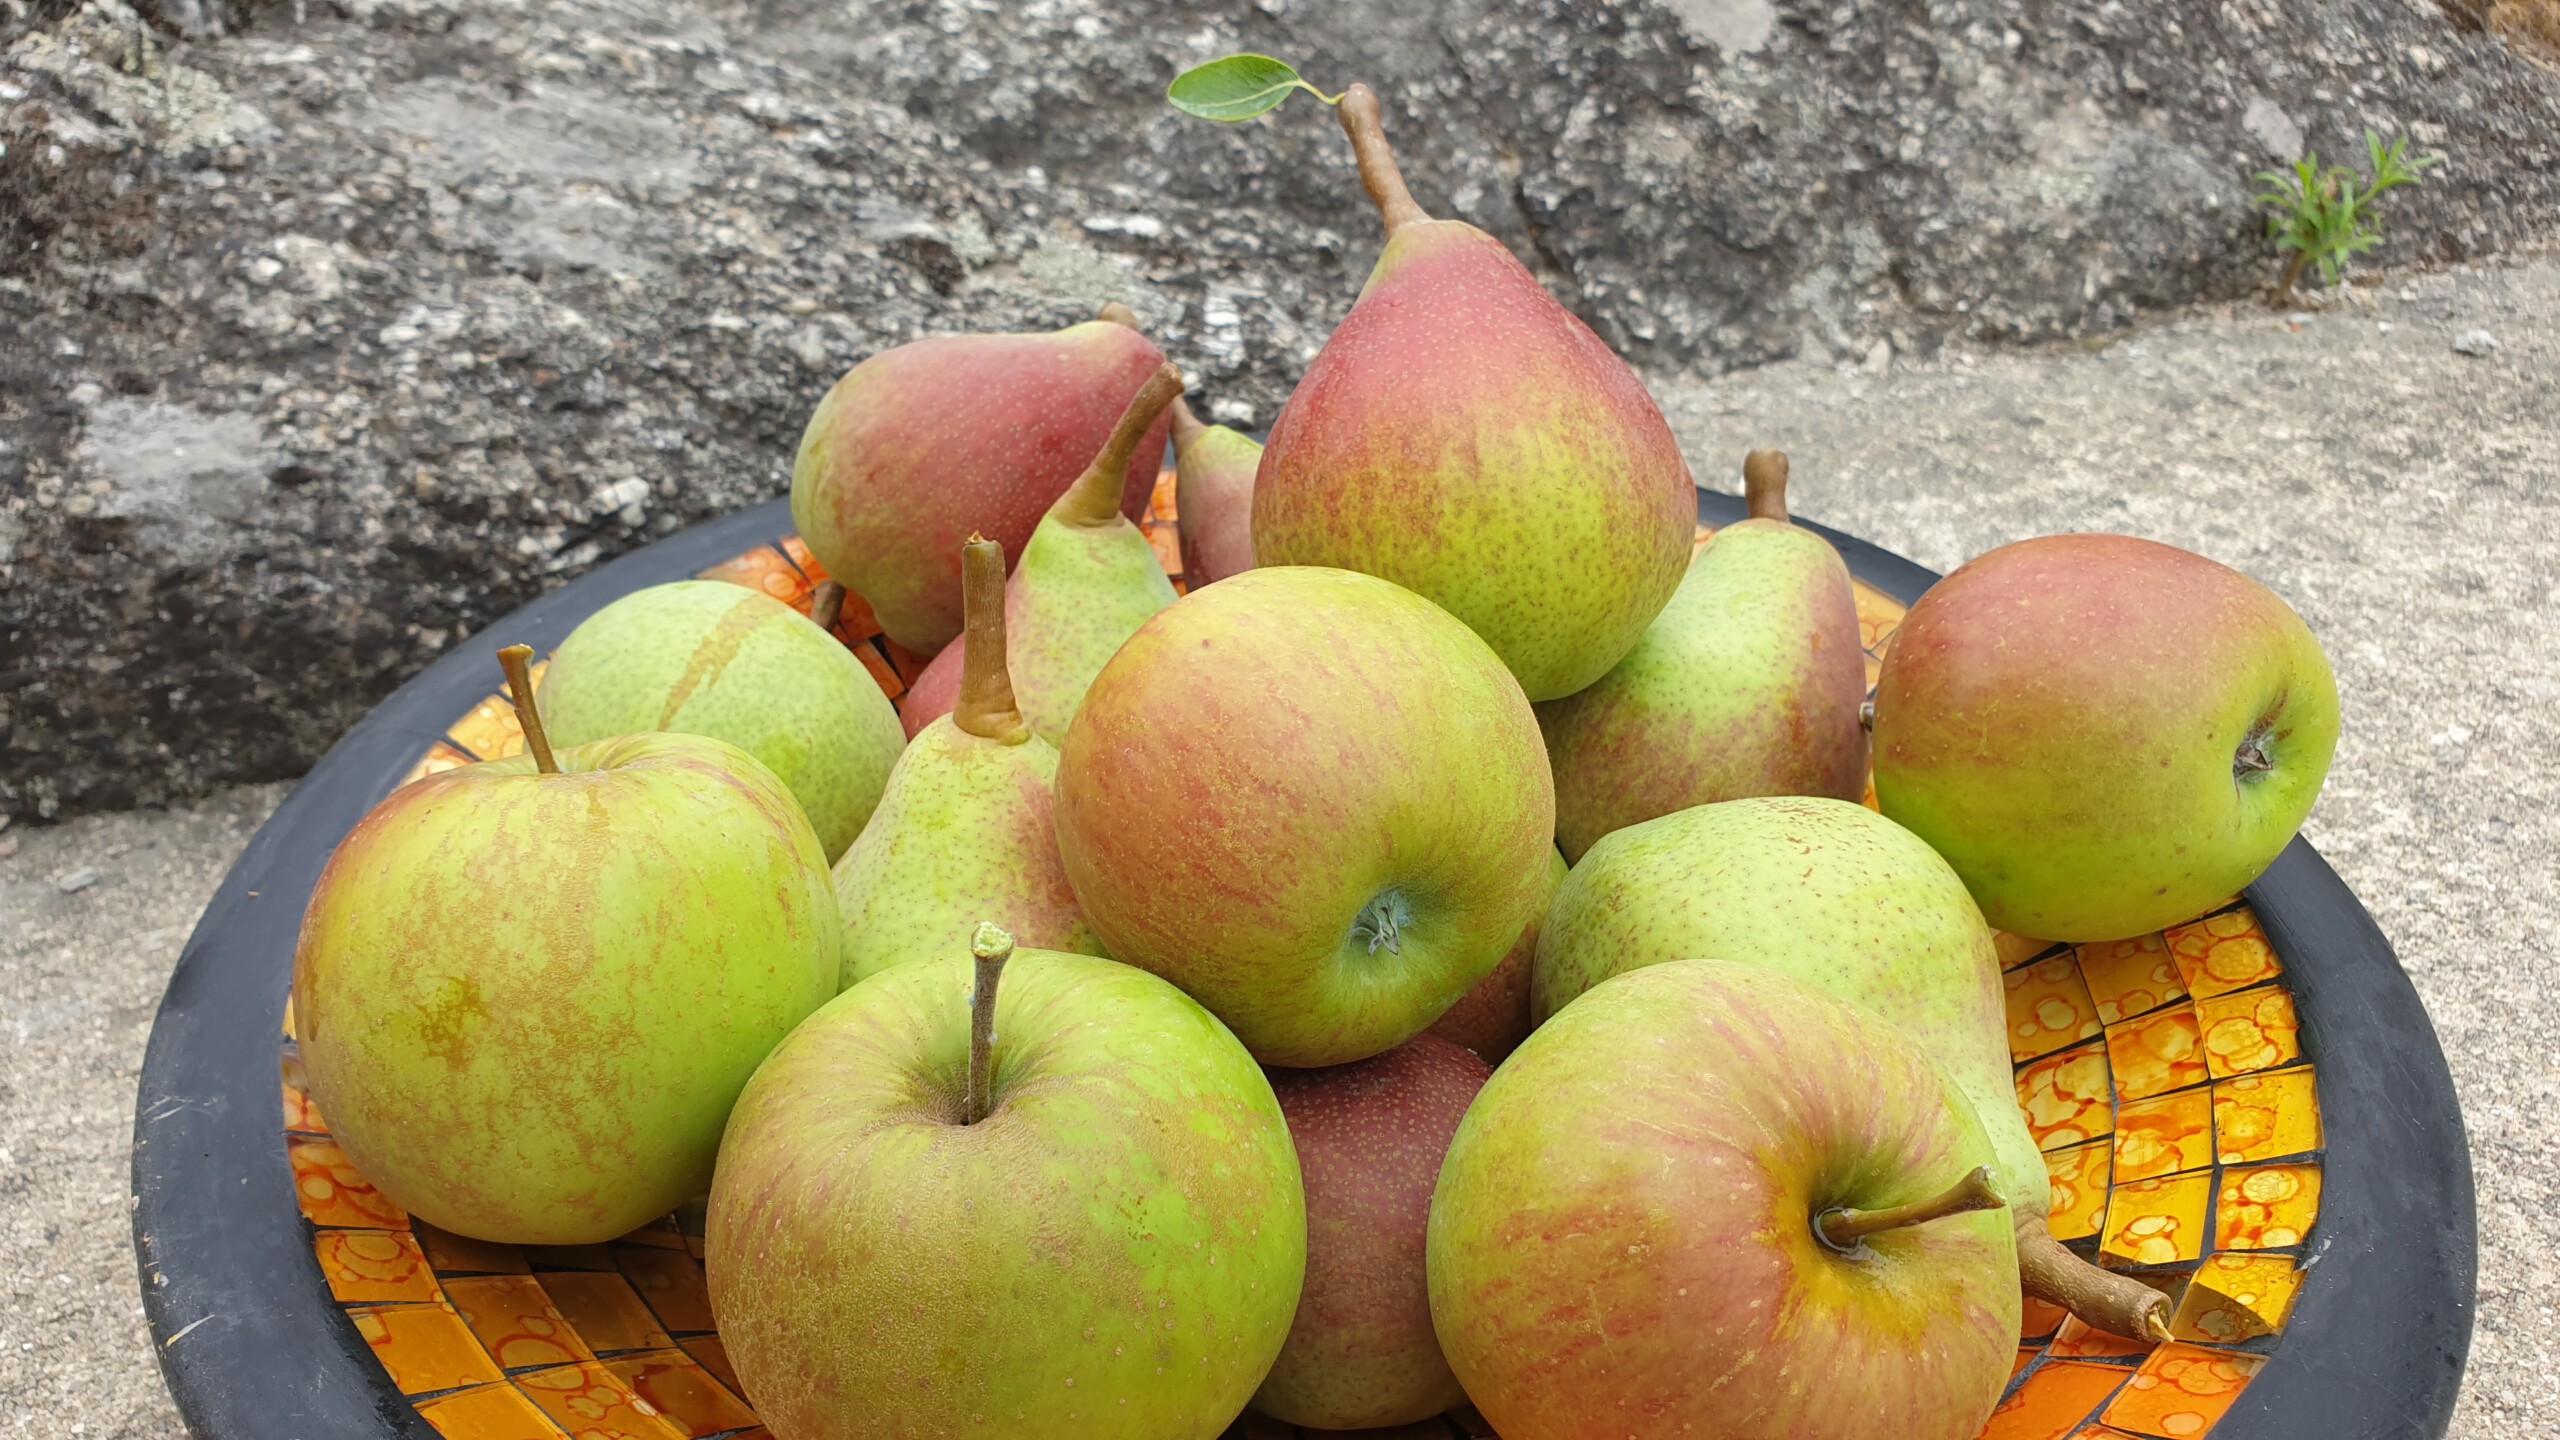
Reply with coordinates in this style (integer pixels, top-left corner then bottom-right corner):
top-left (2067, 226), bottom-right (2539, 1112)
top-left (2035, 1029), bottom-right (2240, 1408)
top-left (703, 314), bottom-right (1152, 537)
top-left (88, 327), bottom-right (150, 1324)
top-left (1873, 533), bottom-right (2340, 941)
top-left (1430, 960), bottom-right (2018, 1440)
top-left (536, 580), bottom-right (907, 862)
top-left (294, 705), bottom-right (839, 1245)
top-left (1052, 566), bottom-right (1556, 1067)
top-left (705, 943), bottom-right (1305, 1440)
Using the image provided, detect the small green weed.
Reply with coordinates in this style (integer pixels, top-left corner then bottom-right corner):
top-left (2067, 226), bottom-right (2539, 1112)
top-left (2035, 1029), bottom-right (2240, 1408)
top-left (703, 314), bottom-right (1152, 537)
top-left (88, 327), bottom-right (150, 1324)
top-left (2253, 130), bottom-right (2442, 299)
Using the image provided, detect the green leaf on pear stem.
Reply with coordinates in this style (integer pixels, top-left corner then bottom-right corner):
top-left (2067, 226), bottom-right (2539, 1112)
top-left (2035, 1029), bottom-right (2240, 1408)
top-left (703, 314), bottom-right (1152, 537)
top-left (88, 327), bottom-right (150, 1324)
top-left (1167, 54), bottom-right (1339, 122)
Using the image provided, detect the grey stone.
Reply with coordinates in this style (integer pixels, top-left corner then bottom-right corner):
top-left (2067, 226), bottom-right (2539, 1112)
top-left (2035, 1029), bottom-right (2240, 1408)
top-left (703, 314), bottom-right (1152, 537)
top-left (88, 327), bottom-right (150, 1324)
top-left (53, 865), bottom-right (100, 892)
top-left (2455, 327), bottom-right (2502, 355)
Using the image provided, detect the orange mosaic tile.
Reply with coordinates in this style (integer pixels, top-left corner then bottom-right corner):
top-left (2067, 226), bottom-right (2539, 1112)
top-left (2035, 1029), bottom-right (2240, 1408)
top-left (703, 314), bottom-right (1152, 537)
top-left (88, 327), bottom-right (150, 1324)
top-left (1997, 932), bottom-right (2065, 972)
top-left (615, 1248), bottom-right (716, 1334)
top-left (2048, 1313), bottom-right (2155, 1361)
top-left (881, 636), bottom-right (933, 687)
top-left (444, 1274), bottom-right (597, 1370)
top-left (2064, 1429), bottom-right (2149, 1439)
top-left (615, 1218), bottom-right (687, 1252)
top-left (2215, 1163), bottom-right (2323, 1251)
top-left (1143, 513), bottom-right (1184, 578)
top-left (281, 1045), bottom-right (326, 1134)
top-left (2213, 1068), bottom-right (2323, 1164)
top-left (415, 1221), bottom-right (533, 1276)
top-left (2100, 1173), bottom-right (2213, 1268)
top-left (350, 1301), bottom-right (505, 1394)
top-left (2197, 986), bottom-right (2303, 1078)
top-left (401, 741), bottom-right (478, 788)
top-left (2021, 1294), bottom-right (2070, 1342)
top-left (698, 543), bottom-right (811, 607)
top-left (315, 1229), bottom-right (441, 1304)
top-left (2165, 909), bottom-right (2283, 1001)
top-left (848, 639), bottom-right (906, 700)
top-left (2171, 1252), bottom-right (2305, 1343)
top-left (537, 1272), bottom-right (674, 1354)
top-left (415, 1382), bottom-right (567, 1440)
top-left (603, 1352), bottom-right (760, 1436)
top-left (1979, 1360), bottom-right (2132, 1440)
top-left (525, 1244), bottom-right (616, 1272)
top-left (446, 692), bottom-right (528, 762)
top-left (2043, 1139), bottom-right (2113, 1243)
top-left (517, 1361), bottom-right (689, 1440)
top-left (289, 1135), bottom-right (409, 1228)
top-left (2105, 1005), bottom-right (2209, 1103)
top-left (2008, 955), bottom-right (2106, 1062)
top-left (1148, 467), bottom-right (1180, 524)
top-left (1852, 579), bottom-right (1905, 654)
top-left (2100, 1343), bottom-right (2266, 1438)
top-left (2076, 934), bottom-right (2186, 1025)
top-left (675, 1336), bottom-right (743, 1399)
top-left (2112, 1088), bottom-right (2216, 1183)
top-left (2017, 1040), bottom-right (2116, 1152)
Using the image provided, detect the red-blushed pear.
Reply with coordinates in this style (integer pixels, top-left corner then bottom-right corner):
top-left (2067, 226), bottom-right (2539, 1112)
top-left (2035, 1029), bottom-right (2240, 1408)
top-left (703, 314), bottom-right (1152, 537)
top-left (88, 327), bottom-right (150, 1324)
top-left (1246, 85), bottom-right (1693, 701)
top-left (1252, 1035), bottom-right (1490, 1429)
top-left (293, 647), bottom-right (839, 1244)
top-left (832, 537), bottom-right (1103, 986)
top-left (791, 302), bottom-right (1173, 653)
top-left (1537, 450), bottom-right (1868, 860)
top-left (706, 925), bottom-right (1306, 1440)
top-left (1873, 533), bottom-right (2340, 941)
top-left (1422, 846), bottom-right (1565, 1064)
top-left (1171, 395), bottom-right (1260, 586)
top-left (899, 634), bottom-right (964, 739)
top-left (1428, 960), bottom-right (2019, 1440)
top-left (1053, 566), bottom-right (1555, 1067)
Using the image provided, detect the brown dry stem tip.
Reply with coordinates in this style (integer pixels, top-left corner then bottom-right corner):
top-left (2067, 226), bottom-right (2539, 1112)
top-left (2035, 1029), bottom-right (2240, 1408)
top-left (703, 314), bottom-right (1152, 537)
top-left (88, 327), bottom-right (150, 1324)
top-left (1744, 449), bottom-right (1791, 524)
top-left (2017, 1221), bottom-right (2175, 1343)
top-left (952, 535), bottom-right (1028, 744)
top-left (808, 580), bottom-right (847, 635)
top-left (1816, 1166), bottom-right (2005, 1252)
top-left (1097, 301), bottom-right (1141, 329)
top-left (1169, 393), bottom-right (1208, 450)
top-left (1335, 83), bottom-right (1429, 236)
top-left (963, 922), bottom-right (1015, 1126)
top-left (1056, 363), bottom-right (1186, 528)
top-left (496, 644), bottom-right (559, 775)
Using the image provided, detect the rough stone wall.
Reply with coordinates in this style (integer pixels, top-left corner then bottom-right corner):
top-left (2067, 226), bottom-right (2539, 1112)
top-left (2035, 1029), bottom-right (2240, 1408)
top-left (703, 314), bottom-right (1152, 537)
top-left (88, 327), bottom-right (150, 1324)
top-left (1, 0), bottom-right (2555, 821)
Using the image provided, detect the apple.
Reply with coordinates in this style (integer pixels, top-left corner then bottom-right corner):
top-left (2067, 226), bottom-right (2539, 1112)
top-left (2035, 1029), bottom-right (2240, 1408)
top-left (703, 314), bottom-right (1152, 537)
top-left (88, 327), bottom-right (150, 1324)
top-left (294, 654), bottom-right (840, 1244)
top-left (706, 936), bottom-right (1306, 1440)
top-left (1052, 566), bottom-right (1556, 1068)
top-left (1429, 960), bottom-right (2019, 1440)
top-left (1252, 1034), bottom-right (1490, 1429)
top-left (1873, 533), bottom-right (2340, 941)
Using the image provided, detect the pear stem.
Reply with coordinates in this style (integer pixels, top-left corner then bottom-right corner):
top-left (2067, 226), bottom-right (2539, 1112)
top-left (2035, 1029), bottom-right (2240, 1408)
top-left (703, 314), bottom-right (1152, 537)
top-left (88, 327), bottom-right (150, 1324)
top-left (2016, 1220), bottom-right (2176, 1344)
top-left (1335, 84), bottom-right (1430, 236)
top-left (1816, 1166), bottom-right (2004, 1252)
top-left (964, 922), bottom-right (1015, 1126)
top-left (1097, 300), bottom-right (1140, 329)
top-left (496, 644), bottom-right (559, 775)
top-left (1744, 449), bottom-right (1791, 524)
top-left (951, 536), bottom-right (1029, 744)
top-left (808, 580), bottom-right (846, 634)
top-left (1054, 363), bottom-right (1186, 528)
top-left (1169, 393), bottom-right (1208, 451)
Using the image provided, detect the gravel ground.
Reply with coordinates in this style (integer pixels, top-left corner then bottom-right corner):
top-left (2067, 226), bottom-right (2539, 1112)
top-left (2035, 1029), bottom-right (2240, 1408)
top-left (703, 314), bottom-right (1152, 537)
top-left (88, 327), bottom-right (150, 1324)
top-left (0, 256), bottom-right (2551, 1437)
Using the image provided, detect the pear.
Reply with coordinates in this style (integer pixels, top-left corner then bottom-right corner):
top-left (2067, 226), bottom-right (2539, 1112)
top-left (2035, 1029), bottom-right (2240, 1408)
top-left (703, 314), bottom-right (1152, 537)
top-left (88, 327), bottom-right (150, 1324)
top-left (1534, 796), bottom-right (2174, 1344)
top-left (791, 304), bottom-right (1172, 653)
top-left (1252, 85), bottom-right (1694, 701)
top-left (831, 537), bottom-right (1105, 987)
top-left (1537, 450), bottom-right (1869, 861)
top-left (1006, 365), bottom-right (1188, 744)
top-left (1170, 396), bottom-right (1260, 586)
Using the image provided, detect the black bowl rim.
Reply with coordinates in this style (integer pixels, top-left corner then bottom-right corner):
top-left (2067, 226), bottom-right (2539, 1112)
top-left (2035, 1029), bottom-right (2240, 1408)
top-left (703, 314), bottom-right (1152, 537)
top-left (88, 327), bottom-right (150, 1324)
top-left (132, 490), bottom-right (2475, 1439)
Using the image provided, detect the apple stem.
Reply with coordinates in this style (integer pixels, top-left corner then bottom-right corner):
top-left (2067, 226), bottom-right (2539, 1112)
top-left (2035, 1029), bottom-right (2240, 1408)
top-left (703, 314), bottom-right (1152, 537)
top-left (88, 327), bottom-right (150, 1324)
top-left (964, 922), bottom-right (1015, 1126)
top-left (952, 535), bottom-right (1029, 744)
top-left (809, 580), bottom-right (846, 635)
top-left (1169, 393), bottom-right (1208, 452)
top-left (1816, 1165), bottom-right (2004, 1252)
top-left (496, 644), bottom-right (559, 775)
top-left (2016, 1220), bottom-right (2176, 1344)
top-left (1097, 300), bottom-right (1141, 329)
top-left (1744, 450), bottom-right (1791, 524)
top-left (1335, 84), bottom-right (1430, 237)
top-left (1054, 363), bottom-right (1186, 528)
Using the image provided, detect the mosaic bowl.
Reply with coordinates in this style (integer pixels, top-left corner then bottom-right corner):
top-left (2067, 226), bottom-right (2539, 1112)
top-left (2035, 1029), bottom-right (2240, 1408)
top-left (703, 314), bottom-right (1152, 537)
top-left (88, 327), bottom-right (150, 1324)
top-left (133, 479), bottom-right (2475, 1440)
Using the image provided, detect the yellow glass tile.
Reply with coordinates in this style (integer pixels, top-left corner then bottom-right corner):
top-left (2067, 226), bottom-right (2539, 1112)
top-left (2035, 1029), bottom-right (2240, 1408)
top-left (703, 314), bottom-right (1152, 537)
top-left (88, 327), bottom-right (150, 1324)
top-left (2215, 1163), bottom-right (2322, 1251)
top-left (416, 1382), bottom-right (567, 1440)
top-left (2008, 955), bottom-right (2105, 1062)
top-left (446, 693), bottom-right (527, 762)
top-left (2100, 1343), bottom-right (2266, 1437)
top-left (2196, 986), bottom-right (2303, 1078)
top-left (2017, 1040), bottom-right (2115, 1152)
top-left (445, 1274), bottom-right (597, 1370)
top-left (2043, 1139), bottom-right (2113, 1242)
top-left (537, 1272), bottom-right (674, 1354)
top-left (2165, 909), bottom-right (2283, 1000)
top-left (1144, 514), bottom-right (1183, 578)
top-left (1997, 932), bottom-right (2065, 972)
top-left (1852, 579), bottom-right (1905, 654)
top-left (698, 544), bottom-right (811, 606)
top-left (516, 1362), bottom-right (688, 1440)
top-left (400, 742), bottom-right (478, 788)
top-left (351, 1301), bottom-right (505, 1394)
top-left (2170, 1253), bottom-right (2305, 1343)
top-left (281, 1045), bottom-right (326, 1134)
top-left (676, 1336), bottom-right (743, 1399)
top-left (2105, 1005), bottom-right (2208, 1103)
top-left (2048, 1312), bottom-right (2155, 1361)
top-left (289, 1135), bottom-right (408, 1229)
top-left (2213, 1068), bottom-right (2323, 1164)
top-left (603, 1352), bottom-right (759, 1437)
top-left (415, 1221), bottom-right (532, 1276)
top-left (2066, 1429), bottom-right (2149, 1439)
top-left (1979, 1360), bottom-right (2133, 1440)
top-left (2100, 1173), bottom-right (2212, 1268)
top-left (314, 1230), bottom-right (440, 1304)
top-left (1148, 466), bottom-right (1180, 523)
top-left (2076, 934), bottom-right (2185, 1025)
top-left (776, 534), bottom-right (823, 581)
top-left (2112, 1088), bottom-right (2215, 1182)
top-left (616, 1249), bottom-right (716, 1334)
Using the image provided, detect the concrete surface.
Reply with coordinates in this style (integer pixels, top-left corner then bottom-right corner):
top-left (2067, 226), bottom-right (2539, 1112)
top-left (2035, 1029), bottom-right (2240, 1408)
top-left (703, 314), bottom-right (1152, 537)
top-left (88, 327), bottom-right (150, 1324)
top-left (0, 255), bottom-right (2551, 1437)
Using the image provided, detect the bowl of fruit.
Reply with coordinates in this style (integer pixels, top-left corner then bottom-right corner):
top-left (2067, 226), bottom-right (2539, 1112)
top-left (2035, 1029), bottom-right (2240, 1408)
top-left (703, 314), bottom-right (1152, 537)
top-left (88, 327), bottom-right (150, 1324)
top-left (134, 61), bottom-right (2471, 1440)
